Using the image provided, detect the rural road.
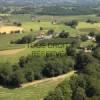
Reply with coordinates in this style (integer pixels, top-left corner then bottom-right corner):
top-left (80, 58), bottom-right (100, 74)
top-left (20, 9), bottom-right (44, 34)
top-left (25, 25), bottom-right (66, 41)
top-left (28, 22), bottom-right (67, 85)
top-left (21, 71), bottom-right (76, 88)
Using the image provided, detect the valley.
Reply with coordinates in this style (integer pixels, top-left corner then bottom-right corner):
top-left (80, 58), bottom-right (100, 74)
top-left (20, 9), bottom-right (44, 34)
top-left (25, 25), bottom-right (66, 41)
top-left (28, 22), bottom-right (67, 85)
top-left (0, 1), bottom-right (100, 100)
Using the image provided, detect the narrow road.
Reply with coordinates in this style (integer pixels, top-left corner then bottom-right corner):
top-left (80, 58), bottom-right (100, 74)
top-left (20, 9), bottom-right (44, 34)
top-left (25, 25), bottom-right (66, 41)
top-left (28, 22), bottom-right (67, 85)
top-left (21, 71), bottom-right (76, 88)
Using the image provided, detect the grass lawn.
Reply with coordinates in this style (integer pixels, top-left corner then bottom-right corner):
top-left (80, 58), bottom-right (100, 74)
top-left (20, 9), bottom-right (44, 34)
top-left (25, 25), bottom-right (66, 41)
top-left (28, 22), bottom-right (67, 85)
top-left (77, 22), bottom-right (100, 33)
top-left (0, 44), bottom-right (67, 63)
top-left (0, 15), bottom-right (100, 63)
top-left (80, 40), bottom-right (96, 47)
top-left (22, 21), bottom-right (77, 35)
top-left (0, 34), bottom-right (26, 50)
top-left (77, 22), bottom-right (95, 29)
top-left (0, 80), bottom-right (60, 100)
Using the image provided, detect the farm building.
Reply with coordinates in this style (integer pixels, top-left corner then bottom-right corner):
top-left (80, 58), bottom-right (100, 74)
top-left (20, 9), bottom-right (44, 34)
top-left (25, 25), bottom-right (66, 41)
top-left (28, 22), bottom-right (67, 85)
top-left (36, 31), bottom-right (45, 39)
top-left (87, 35), bottom-right (96, 41)
top-left (36, 31), bottom-right (53, 39)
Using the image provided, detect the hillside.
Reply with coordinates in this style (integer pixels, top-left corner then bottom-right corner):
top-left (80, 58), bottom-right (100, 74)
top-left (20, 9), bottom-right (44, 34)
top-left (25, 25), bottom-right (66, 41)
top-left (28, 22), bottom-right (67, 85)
top-left (1, 0), bottom-right (100, 6)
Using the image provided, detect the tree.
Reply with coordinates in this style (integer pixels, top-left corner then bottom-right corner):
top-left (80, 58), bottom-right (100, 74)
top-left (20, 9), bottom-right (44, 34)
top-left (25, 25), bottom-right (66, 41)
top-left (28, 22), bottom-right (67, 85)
top-left (59, 31), bottom-right (69, 38)
top-left (19, 56), bottom-right (28, 67)
top-left (43, 57), bottom-right (74, 77)
top-left (73, 87), bottom-right (87, 100)
top-left (93, 47), bottom-right (100, 60)
top-left (89, 32), bottom-right (95, 37)
top-left (67, 47), bottom-right (77, 57)
top-left (0, 63), bottom-right (13, 86)
top-left (44, 89), bottom-right (65, 100)
top-left (10, 70), bottom-right (24, 87)
top-left (40, 27), bottom-right (43, 30)
top-left (86, 19), bottom-right (96, 24)
top-left (43, 60), bottom-right (63, 77)
top-left (81, 35), bottom-right (88, 41)
top-left (15, 35), bottom-right (34, 44)
top-left (23, 67), bottom-right (34, 82)
top-left (96, 34), bottom-right (100, 44)
top-left (75, 52), bottom-right (94, 70)
top-left (44, 80), bottom-right (72, 100)
top-left (13, 22), bottom-right (22, 27)
top-left (47, 29), bottom-right (54, 35)
top-left (30, 28), bottom-right (33, 32)
top-left (86, 77), bottom-right (100, 97)
top-left (65, 20), bottom-right (78, 28)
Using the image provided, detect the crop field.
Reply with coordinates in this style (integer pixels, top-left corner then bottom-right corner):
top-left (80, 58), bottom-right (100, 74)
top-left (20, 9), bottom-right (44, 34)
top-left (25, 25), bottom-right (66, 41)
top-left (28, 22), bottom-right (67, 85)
top-left (0, 26), bottom-right (23, 34)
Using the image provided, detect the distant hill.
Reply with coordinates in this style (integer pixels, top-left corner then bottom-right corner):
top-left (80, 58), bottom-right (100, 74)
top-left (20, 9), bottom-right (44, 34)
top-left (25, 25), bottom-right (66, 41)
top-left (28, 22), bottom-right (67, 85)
top-left (0, 0), bottom-right (100, 6)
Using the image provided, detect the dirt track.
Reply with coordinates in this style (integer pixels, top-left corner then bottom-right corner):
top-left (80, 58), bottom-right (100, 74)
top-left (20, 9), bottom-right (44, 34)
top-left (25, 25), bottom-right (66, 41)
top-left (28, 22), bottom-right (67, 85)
top-left (21, 71), bottom-right (76, 88)
top-left (0, 48), bottom-right (25, 56)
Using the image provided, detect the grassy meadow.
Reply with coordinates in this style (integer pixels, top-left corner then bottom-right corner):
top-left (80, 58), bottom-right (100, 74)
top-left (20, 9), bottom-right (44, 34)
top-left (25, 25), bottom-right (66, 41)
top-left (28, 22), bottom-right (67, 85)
top-left (0, 14), bottom-right (99, 100)
top-left (0, 14), bottom-right (99, 63)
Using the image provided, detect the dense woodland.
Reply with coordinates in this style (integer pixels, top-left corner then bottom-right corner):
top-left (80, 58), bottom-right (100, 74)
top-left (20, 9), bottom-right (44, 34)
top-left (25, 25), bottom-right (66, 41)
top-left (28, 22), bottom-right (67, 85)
top-left (44, 35), bottom-right (100, 100)
top-left (1, 4), bottom-right (100, 16)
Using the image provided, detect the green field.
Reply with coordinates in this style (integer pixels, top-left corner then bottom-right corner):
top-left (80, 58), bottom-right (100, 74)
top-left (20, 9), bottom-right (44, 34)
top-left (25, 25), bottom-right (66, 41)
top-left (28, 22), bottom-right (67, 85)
top-left (0, 44), bottom-right (67, 63)
top-left (0, 81), bottom-right (57, 100)
top-left (22, 21), bottom-right (77, 34)
top-left (0, 14), bottom-right (99, 63)
top-left (0, 71), bottom-right (75, 100)
top-left (0, 79), bottom-right (60, 100)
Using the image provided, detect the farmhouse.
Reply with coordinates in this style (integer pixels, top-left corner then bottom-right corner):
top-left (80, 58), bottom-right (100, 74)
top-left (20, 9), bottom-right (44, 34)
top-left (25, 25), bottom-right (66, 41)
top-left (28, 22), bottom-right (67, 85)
top-left (36, 31), bottom-right (45, 39)
top-left (87, 35), bottom-right (96, 41)
top-left (84, 47), bottom-right (92, 53)
top-left (36, 31), bottom-right (53, 39)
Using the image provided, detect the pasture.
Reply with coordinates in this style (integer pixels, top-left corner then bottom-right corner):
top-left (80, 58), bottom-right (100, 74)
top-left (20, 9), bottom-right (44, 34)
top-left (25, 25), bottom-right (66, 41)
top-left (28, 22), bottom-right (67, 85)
top-left (0, 44), bottom-right (67, 63)
top-left (0, 14), bottom-right (99, 63)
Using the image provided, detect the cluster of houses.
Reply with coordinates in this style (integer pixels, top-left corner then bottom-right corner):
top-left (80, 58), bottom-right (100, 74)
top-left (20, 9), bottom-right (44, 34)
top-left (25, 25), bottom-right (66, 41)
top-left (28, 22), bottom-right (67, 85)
top-left (80, 34), bottom-right (96, 53)
top-left (36, 31), bottom-right (53, 40)
top-left (87, 35), bottom-right (96, 41)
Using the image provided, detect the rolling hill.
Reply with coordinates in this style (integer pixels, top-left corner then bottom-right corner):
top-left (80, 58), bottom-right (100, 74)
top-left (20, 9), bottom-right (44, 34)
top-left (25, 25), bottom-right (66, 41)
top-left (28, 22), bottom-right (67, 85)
top-left (0, 0), bottom-right (100, 6)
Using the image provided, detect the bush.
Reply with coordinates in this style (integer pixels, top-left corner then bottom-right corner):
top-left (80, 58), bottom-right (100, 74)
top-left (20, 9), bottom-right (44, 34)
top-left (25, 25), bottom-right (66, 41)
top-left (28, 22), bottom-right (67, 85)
top-left (65, 20), bottom-right (78, 28)
top-left (59, 31), bottom-right (69, 38)
top-left (15, 35), bottom-right (35, 44)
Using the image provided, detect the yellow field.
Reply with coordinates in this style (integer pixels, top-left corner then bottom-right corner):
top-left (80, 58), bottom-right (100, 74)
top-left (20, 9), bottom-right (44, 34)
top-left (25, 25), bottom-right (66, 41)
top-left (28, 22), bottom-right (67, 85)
top-left (0, 26), bottom-right (23, 34)
top-left (95, 23), bottom-right (100, 28)
top-left (0, 48), bottom-right (25, 56)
